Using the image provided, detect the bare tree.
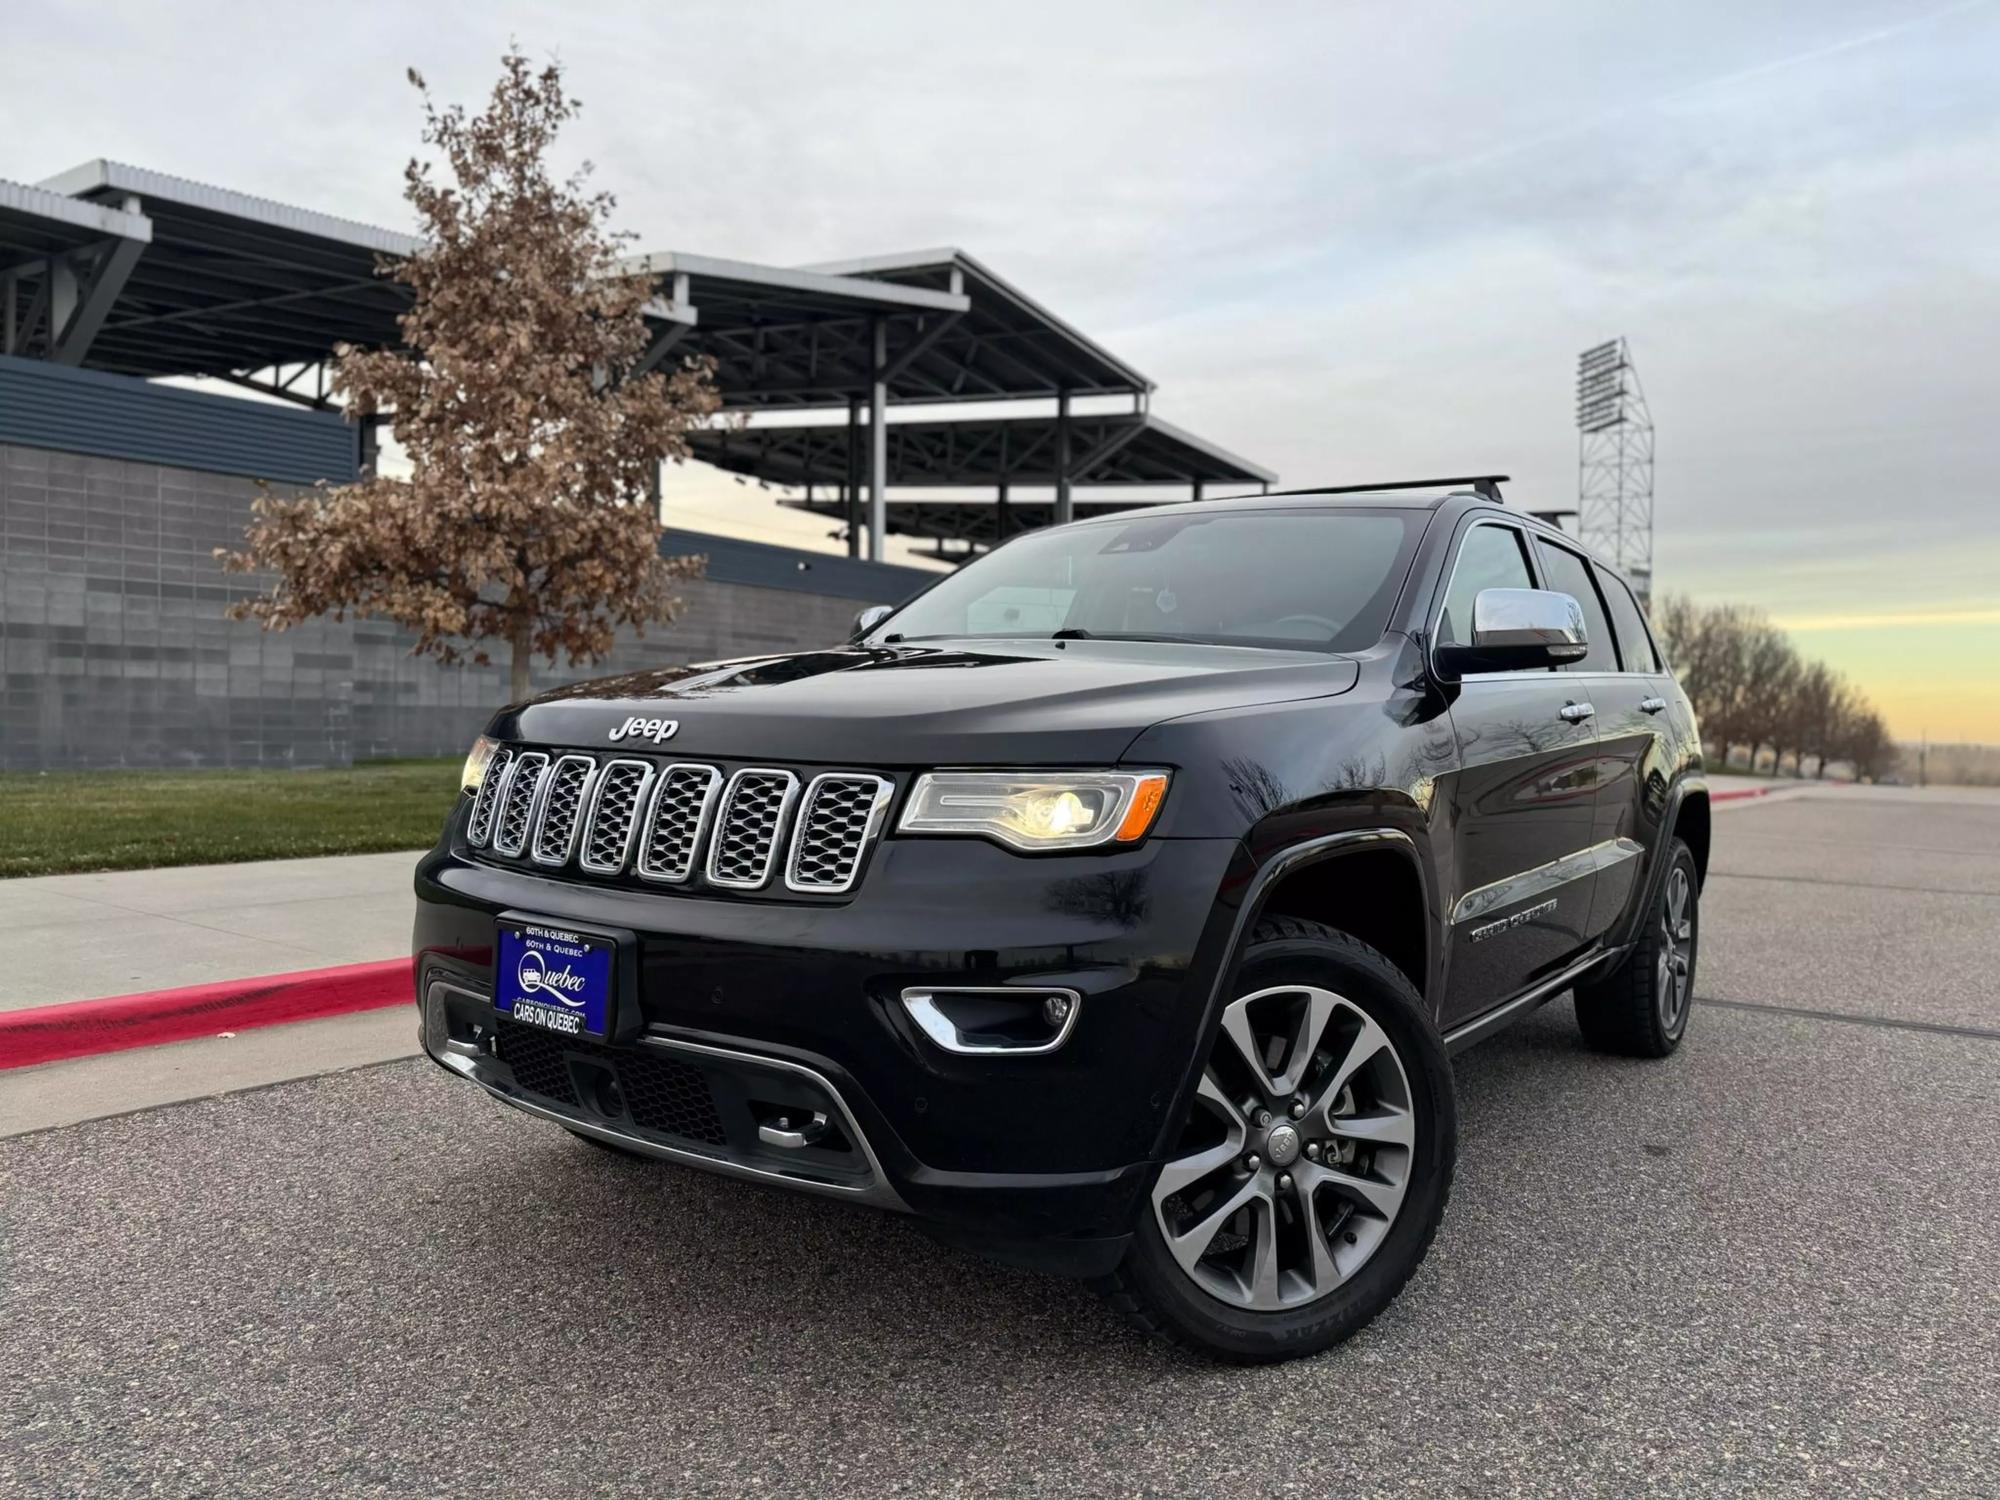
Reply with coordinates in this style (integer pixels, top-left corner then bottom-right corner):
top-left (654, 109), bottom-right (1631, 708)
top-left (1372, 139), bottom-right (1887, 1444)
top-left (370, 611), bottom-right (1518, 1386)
top-left (1652, 593), bottom-right (1891, 778)
top-left (220, 51), bottom-right (720, 701)
top-left (1737, 620), bottom-right (1800, 772)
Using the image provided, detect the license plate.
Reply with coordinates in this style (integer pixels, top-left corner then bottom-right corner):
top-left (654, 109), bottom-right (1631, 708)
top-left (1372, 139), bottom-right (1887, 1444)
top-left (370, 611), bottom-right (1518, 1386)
top-left (496, 922), bottom-right (615, 1038)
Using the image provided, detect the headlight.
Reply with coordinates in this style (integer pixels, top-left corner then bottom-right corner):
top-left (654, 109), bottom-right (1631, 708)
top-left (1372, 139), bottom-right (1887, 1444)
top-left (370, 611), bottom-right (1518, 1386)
top-left (460, 735), bottom-right (499, 795)
top-left (898, 770), bottom-right (1169, 851)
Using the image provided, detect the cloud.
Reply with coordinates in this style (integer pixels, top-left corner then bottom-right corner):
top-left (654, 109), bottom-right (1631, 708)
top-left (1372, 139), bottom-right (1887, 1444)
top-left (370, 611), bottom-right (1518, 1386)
top-left (8, 0), bottom-right (1999, 733)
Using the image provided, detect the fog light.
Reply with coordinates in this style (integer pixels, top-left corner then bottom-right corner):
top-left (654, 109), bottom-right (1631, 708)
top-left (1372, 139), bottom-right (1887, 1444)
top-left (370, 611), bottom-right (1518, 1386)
top-left (900, 987), bottom-right (1084, 1055)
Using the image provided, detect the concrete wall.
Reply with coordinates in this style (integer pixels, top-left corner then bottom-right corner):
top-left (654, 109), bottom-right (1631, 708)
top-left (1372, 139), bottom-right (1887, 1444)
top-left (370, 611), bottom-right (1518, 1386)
top-left (0, 441), bottom-right (917, 770)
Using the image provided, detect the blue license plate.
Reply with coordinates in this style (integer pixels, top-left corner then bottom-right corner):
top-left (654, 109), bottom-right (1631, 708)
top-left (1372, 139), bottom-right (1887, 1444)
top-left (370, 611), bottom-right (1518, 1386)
top-left (496, 922), bottom-right (614, 1038)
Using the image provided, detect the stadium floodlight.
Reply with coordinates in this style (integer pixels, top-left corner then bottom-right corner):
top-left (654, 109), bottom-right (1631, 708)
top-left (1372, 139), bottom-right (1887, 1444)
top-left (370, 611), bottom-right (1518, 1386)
top-left (1575, 338), bottom-right (1655, 603)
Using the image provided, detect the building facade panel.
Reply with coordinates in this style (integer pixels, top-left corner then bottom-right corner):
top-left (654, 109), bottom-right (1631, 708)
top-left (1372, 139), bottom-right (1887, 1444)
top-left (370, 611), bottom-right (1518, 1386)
top-left (0, 440), bottom-right (927, 770)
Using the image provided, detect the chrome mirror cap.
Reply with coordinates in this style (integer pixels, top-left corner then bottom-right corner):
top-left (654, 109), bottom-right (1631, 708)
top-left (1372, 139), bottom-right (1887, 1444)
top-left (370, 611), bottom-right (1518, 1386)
top-left (1472, 588), bottom-right (1588, 653)
top-left (1437, 588), bottom-right (1589, 676)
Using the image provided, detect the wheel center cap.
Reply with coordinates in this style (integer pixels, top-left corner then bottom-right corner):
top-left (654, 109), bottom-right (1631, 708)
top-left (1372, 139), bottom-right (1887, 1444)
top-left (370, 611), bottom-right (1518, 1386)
top-left (1265, 1122), bottom-right (1301, 1167)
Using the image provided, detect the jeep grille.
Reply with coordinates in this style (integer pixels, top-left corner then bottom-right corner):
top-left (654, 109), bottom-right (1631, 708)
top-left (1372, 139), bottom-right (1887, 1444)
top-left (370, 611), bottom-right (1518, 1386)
top-left (466, 748), bottom-right (889, 898)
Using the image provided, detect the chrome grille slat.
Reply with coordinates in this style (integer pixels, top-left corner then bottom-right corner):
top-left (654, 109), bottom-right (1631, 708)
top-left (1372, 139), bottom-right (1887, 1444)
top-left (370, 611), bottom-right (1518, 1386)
top-left (636, 764), bottom-right (724, 884)
top-left (786, 774), bottom-right (893, 894)
top-left (466, 747), bottom-right (516, 848)
top-left (530, 755), bottom-right (596, 867)
top-left (580, 759), bottom-right (655, 874)
top-left (492, 752), bottom-right (550, 857)
top-left (707, 769), bottom-right (800, 890)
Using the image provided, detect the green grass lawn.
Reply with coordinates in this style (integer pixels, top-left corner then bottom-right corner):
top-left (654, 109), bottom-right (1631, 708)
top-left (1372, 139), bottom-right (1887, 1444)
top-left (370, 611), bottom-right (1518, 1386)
top-left (0, 759), bottom-right (463, 878)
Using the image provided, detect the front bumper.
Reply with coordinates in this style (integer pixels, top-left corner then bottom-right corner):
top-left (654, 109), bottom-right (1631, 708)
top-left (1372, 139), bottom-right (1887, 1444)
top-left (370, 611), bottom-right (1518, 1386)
top-left (415, 830), bottom-right (1250, 1274)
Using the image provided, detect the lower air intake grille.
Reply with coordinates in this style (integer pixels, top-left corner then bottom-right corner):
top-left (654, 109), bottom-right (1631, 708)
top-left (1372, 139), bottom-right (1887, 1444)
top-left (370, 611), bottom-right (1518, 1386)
top-left (620, 1052), bottom-right (728, 1145)
top-left (494, 1019), bottom-right (726, 1146)
top-left (496, 1018), bottom-right (580, 1106)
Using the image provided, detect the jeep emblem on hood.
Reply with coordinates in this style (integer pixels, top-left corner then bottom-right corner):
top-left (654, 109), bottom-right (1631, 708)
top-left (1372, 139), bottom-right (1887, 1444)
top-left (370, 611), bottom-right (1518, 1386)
top-left (609, 716), bottom-right (678, 745)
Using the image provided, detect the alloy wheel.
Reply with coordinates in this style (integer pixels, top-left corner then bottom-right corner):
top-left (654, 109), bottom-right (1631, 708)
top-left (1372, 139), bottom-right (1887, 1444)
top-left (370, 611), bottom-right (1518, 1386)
top-left (1657, 866), bottom-right (1694, 1035)
top-left (1151, 984), bottom-right (1415, 1312)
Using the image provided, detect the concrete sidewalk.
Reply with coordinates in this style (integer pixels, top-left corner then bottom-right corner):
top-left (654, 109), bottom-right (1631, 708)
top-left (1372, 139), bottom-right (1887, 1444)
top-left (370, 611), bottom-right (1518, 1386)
top-left (0, 851), bottom-right (418, 1010)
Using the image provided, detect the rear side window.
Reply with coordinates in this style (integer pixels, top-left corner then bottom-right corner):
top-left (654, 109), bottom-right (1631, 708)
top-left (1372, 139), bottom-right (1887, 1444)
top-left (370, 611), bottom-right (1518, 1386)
top-left (1595, 564), bottom-right (1663, 672)
top-left (1439, 524), bottom-right (1533, 647)
top-left (1531, 539), bottom-right (1617, 673)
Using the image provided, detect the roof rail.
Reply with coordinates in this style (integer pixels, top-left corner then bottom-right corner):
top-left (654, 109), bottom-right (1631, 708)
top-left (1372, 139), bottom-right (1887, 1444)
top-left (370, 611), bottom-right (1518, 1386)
top-left (1262, 475), bottom-right (1510, 502)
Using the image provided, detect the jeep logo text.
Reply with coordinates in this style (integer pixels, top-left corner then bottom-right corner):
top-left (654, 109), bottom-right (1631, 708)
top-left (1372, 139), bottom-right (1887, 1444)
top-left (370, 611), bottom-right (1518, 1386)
top-left (609, 716), bottom-right (678, 744)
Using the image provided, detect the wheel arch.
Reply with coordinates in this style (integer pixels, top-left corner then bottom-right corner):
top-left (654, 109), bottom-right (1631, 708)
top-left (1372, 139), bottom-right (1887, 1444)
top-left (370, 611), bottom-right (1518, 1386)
top-left (1674, 787), bottom-right (1711, 887)
top-left (1253, 842), bottom-right (1432, 1005)
top-left (1607, 774), bottom-right (1710, 952)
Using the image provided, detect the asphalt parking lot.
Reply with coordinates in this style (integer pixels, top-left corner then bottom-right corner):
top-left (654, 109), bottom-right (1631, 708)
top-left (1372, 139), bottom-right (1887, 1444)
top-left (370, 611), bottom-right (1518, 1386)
top-left (5, 786), bottom-right (1996, 1498)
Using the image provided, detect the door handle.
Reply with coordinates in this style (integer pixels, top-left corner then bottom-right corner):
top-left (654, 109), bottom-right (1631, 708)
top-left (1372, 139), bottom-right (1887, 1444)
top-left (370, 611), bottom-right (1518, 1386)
top-left (1559, 702), bottom-right (1595, 723)
top-left (1639, 697), bottom-right (1668, 714)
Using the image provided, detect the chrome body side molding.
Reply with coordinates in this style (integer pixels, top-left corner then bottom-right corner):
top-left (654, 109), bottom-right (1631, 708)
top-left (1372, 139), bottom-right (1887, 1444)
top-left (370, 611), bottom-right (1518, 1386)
top-left (1450, 837), bottom-right (1643, 926)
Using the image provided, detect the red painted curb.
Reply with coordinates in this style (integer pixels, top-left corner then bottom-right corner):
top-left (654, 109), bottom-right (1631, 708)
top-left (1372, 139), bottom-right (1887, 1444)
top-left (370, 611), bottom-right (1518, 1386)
top-left (0, 958), bottom-right (412, 1071)
top-left (1711, 787), bottom-right (1772, 802)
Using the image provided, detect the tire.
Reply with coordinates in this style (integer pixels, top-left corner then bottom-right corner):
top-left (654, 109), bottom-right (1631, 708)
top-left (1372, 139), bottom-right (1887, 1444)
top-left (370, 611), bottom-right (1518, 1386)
top-left (1094, 917), bottom-right (1457, 1363)
top-left (1573, 837), bottom-right (1699, 1058)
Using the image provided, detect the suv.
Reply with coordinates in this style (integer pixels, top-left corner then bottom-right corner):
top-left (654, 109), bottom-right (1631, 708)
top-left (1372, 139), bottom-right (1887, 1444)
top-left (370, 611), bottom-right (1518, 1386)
top-left (415, 481), bottom-right (1708, 1362)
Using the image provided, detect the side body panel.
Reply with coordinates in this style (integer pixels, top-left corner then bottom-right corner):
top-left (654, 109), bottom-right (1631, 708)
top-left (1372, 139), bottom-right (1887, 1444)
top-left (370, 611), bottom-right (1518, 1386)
top-left (1437, 674), bottom-right (1603, 1027)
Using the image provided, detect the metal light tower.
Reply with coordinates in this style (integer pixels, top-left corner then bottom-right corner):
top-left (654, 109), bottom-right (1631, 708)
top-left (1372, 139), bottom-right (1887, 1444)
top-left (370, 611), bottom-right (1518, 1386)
top-left (1575, 338), bottom-right (1655, 602)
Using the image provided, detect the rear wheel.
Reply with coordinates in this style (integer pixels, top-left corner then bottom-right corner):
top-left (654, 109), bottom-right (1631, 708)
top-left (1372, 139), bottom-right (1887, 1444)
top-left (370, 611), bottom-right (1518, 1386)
top-left (1095, 918), bottom-right (1456, 1363)
top-left (1574, 837), bottom-right (1699, 1057)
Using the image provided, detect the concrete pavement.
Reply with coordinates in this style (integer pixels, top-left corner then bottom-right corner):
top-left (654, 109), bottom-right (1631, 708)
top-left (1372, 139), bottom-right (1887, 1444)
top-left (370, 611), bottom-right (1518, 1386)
top-left (3, 781), bottom-right (1997, 1496)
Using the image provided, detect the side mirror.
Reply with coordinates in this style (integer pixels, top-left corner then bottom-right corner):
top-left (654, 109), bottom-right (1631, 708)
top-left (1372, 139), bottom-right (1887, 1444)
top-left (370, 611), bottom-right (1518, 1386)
top-left (850, 603), bottom-right (894, 642)
top-left (1435, 588), bottom-right (1588, 676)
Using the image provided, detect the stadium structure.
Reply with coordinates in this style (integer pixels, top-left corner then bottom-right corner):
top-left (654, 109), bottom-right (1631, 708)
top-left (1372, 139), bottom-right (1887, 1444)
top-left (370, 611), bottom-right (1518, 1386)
top-left (0, 162), bottom-right (1273, 768)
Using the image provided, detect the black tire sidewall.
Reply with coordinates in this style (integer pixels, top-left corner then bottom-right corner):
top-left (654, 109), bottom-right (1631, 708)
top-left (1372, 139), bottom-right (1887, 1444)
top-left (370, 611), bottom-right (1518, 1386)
top-left (1123, 926), bottom-right (1457, 1361)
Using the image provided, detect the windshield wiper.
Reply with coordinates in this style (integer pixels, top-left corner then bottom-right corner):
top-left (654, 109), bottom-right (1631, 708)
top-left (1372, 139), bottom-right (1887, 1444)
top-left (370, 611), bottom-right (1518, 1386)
top-left (1049, 630), bottom-right (1201, 645)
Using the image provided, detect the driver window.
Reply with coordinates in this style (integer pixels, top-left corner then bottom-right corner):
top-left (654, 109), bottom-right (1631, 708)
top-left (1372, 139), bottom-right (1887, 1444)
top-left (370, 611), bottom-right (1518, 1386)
top-left (1439, 525), bottom-right (1532, 647)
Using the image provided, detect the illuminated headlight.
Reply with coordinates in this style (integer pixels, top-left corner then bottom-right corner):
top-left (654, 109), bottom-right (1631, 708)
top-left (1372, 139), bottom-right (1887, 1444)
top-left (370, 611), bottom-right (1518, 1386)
top-left (459, 735), bottom-right (499, 795)
top-left (898, 771), bottom-right (1170, 851)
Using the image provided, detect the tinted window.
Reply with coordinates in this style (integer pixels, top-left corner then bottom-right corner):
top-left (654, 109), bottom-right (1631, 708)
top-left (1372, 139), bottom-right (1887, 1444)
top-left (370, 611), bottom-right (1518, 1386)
top-left (1595, 564), bottom-right (1662, 672)
top-left (1438, 523), bottom-right (1533, 647)
top-left (874, 509), bottom-right (1422, 654)
top-left (1532, 539), bottom-right (1617, 672)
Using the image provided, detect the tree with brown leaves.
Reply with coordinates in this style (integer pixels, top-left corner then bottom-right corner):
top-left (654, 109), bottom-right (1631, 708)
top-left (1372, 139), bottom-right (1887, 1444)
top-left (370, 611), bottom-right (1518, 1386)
top-left (221, 51), bottom-right (719, 701)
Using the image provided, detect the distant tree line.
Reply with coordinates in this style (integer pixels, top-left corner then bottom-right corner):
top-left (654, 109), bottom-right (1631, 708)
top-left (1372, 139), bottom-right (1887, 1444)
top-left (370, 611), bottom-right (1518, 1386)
top-left (1652, 595), bottom-right (1896, 780)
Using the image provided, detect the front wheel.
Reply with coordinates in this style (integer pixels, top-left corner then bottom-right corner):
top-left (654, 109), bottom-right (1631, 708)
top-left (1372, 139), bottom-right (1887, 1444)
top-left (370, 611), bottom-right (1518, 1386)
top-left (1094, 918), bottom-right (1457, 1363)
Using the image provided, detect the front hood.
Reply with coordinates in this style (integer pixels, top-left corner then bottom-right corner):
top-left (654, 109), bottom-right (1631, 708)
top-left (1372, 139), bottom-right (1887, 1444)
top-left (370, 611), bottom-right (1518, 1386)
top-left (499, 640), bottom-right (1360, 766)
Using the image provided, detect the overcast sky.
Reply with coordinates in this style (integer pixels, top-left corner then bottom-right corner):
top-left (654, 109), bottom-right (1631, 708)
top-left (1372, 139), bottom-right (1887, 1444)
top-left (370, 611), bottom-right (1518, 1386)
top-left (9, 1), bottom-right (1998, 738)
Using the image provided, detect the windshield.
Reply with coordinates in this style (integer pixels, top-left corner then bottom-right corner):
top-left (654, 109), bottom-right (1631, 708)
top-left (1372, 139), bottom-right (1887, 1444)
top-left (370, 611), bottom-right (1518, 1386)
top-left (872, 508), bottom-right (1423, 654)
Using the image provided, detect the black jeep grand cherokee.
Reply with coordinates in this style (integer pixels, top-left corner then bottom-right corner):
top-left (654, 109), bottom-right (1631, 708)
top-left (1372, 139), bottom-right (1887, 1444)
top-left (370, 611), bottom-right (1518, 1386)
top-left (415, 480), bottom-right (1708, 1362)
